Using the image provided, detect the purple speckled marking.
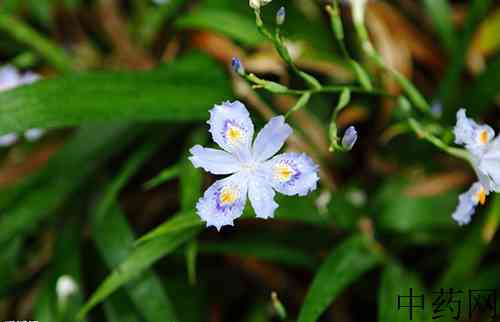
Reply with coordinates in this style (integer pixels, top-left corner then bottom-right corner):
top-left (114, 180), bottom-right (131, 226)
top-left (214, 184), bottom-right (240, 213)
top-left (275, 159), bottom-right (301, 187)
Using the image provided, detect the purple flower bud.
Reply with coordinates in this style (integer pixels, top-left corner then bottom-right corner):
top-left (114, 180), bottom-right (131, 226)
top-left (341, 126), bottom-right (357, 150)
top-left (231, 57), bottom-right (245, 76)
top-left (430, 101), bottom-right (442, 118)
top-left (276, 7), bottom-right (286, 25)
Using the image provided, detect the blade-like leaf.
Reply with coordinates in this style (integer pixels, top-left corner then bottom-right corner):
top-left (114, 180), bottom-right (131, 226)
top-left (79, 215), bottom-right (202, 318)
top-left (143, 164), bottom-right (180, 190)
top-left (0, 53), bottom-right (231, 135)
top-left (462, 54), bottom-right (500, 116)
top-left (375, 178), bottom-right (458, 243)
top-left (103, 291), bottom-right (142, 322)
top-left (0, 123), bottom-right (139, 245)
top-left (438, 0), bottom-right (492, 118)
top-left (297, 235), bottom-right (383, 322)
top-left (436, 197), bottom-right (500, 287)
top-left (136, 212), bottom-right (202, 244)
top-left (90, 137), bottom-right (177, 322)
top-left (422, 0), bottom-right (456, 53)
top-left (176, 9), bottom-right (263, 45)
top-left (379, 262), bottom-right (426, 322)
top-left (92, 202), bottom-right (178, 322)
top-left (0, 12), bottom-right (72, 71)
top-left (34, 219), bottom-right (86, 322)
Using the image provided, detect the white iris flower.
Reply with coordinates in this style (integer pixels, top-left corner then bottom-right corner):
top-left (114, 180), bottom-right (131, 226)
top-left (451, 109), bottom-right (500, 225)
top-left (189, 101), bottom-right (319, 230)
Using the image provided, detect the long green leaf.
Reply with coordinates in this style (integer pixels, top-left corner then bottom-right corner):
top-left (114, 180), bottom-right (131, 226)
top-left (91, 138), bottom-right (177, 322)
top-left (297, 235), bottom-right (383, 322)
top-left (79, 215), bottom-right (202, 318)
top-left (0, 13), bottom-right (73, 72)
top-left (103, 291), bottom-right (142, 322)
top-left (0, 53), bottom-right (231, 135)
top-left (462, 54), bottom-right (500, 116)
top-left (436, 197), bottom-right (500, 287)
top-left (0, 123), bottom-right (138, 245)
top-left (92, 203), bottom-right (177, 322)
top-left (438, 0), bottom-right (492, 118)
top-left (175, 9), bottom-right (263, 46)
top-left (34, 219), bottom-right (86, 322)
top-left (379, 262), bottom-right (426, 322)
top-left (136, 212), bottom-right (202, 244)
top-left (422, 0), bottom-right (456, 53)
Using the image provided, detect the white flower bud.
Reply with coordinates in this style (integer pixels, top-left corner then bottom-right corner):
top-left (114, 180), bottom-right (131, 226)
top-left (249, 0), bottom-right (272, 10)
top-left (56, 275), bottom-right (78, 300)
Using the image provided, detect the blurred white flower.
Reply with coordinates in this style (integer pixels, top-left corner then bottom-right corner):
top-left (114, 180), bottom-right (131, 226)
top-left (0, 133), bottom-right (18, 147)
top-left (0, 65), bottom-right (44, 147)
top-left (56, 275), bottom-right (78, 299)
top-left (0, 65), bottom-right (39, 91)
top-left (249, 0), bottom-right (272, 10)
top-left (24, 128), bottom-right (45, 142)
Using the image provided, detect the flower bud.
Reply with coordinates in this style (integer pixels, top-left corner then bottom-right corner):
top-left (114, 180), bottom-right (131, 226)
top-left (56, 275), bottom-right (78, 300)
top-left (430, 101), bottom-right (443, 118)
top-left (249, 0), bottom-right (272, 10)
top-left (341, 126), bottom-right (358, 150)
top-left (231, 57), bottom-right (245, 76)
top-left (276, 7), bottom-right (286, 25)
top-left (351, 0), bottom-right (368, 25)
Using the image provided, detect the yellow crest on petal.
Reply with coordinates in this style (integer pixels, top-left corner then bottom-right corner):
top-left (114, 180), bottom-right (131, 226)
top-left (274, 163), bottom-right (294, 182)
top-left (219, 186), bottom-right (238, 205)
top-left (479, 130), bottom-right (490, 145)
top-left (475, 186), bottom-right (487, 205)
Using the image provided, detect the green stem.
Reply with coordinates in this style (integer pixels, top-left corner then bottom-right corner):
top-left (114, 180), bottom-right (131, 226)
top-left (408, 118), bottom-right (471, 162)
top-left (254, 9), bottom-right (321, 90)
top-left (244, 72), bottom-right (389, 97)
top-left (0, 13), bottom-right (74, 72)
top-left (325, 3), bottom-right (373, 91)
top-left (353, 21), bottom-right (430, 114)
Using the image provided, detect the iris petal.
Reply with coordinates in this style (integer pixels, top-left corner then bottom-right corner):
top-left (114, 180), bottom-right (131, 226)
top-left (263, 152), bottom-right (319, 196)
top-left (195, 174), bottom-right (248, 230)
top-left (0, 65), bottom-right (21, 91)
top-left (208, 101), bottom-right (254, 161)
top-left (252, 116), bottom-right (292, 162)
top-left (248, 177), bottom-right (278, 219)
top-left (451, 183), bottom-right (487, 226)
top-left (189, 145), bottom-right (241, 175)
top-left (454, 109), bottom-right (495, 157)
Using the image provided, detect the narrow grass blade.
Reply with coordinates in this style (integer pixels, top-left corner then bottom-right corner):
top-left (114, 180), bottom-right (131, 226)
top-left (297, 235), bottom-right (383, 322)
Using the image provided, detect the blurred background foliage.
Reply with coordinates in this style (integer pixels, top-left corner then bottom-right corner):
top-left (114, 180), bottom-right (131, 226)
top-left (0, 0), bottom-right (500, 321)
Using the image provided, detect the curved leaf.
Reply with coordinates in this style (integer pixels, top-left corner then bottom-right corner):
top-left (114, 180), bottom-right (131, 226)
top-left (0, 53), bottom-right (231, 135)
top-left (79, 214), bottom-right (201, 318)
top-left (297, 235), bottom-right (383, 322)
top-left (90, 137), bottom-right (177, 322)
top-left (379, 262), bottom-right (426, 322)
